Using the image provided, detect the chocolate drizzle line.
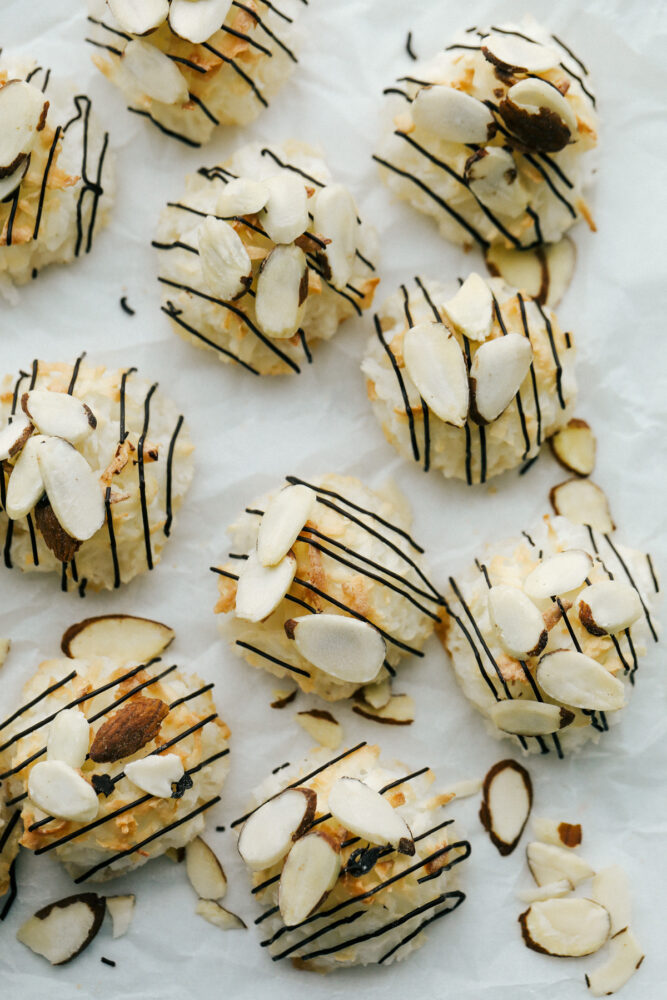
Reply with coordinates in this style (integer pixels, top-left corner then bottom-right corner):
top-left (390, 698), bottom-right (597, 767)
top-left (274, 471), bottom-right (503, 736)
top-left (104, 487), bottom-right (121, 589)
top-left (188, 92), bottom-right (219, 126)
top-left (646, 554), bottom-right (659, 593)
top-left (161, 301), bottom-right (260, 375)
top-left (0, 808), bottom-right (20, 854)
top-left (201, 41), bottom-right (267, 108)
top-left (164, 414), bottom-right (184, 537)
top-left (236, 639), bottom-right (311, 678)
top-left (62, 96), bottom-right (109, 255)
top-left (137, 384), bottom-right (157, 571)
top-left (378, 891), bottom-right (466, 963)
top-left (0, 670), bottom-right (77, 733)
top-left (374, 313), bottom-right (420, 462)
top-left (0, 857), bottom-right (18, 921)
top-left (233, 1), bottom-right (298, 62)
top-left (32, 126), bottom-right (62, 240)
top-left (406, 31), bottom-right (417, 60)
top-left (535, 300), bottom-right (565, 407)
top-left (603, 534), bottom-right (658, 642)
top-left (127, 107), bottom-right (201, 147)
top-left (516, 293), bottom-right (543, 447)
top-left (400, 284), bottom-right (430, 472)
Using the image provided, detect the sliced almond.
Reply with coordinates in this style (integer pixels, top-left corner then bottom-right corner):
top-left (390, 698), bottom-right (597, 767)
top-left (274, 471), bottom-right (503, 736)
top-left (28, 760), bottom-right (99, 823)
top-left (586, 927), bottom-right (644, 996)
top-left (5, 434), bottom-right (47, 520)
top-left (237, 787), bottom-right (316, 871)
top-left (516, 879), bottom-right (572, 904)
top-left (256, 484), bottom-right (316, 567)
top-left (527, 841), bottom-right (595, 888)
top-left (260, 173), bottom-right (309, 245)
top-left (485, 238), bottom-right (576, 308)
top-left (278, 830), bottom-right (341, 927)
top-left (577, 581), bottom-right (642, 637)
top-left (284, 614), bottom-right (385, 684)
top-left (0, 154), bottom-right (31, 201)
top-left (169, 0), bottom-right (232, 43)
top-left (255, 244), bottom-right (307, 339)
top-left (591, 865), bottom-right (632, 937)
top-left (125, 752), bottom-right (184, 798)
top-left (122, 40), bottom-right (189, 105)
top-left (106, 894), bottom-right (135, 939)
top-left (520, 897), bottom-right (610, 957)
top-left (442, 273), bottom-right (493, 342)
top-left (197, 216), bottom-right (252, 301)
top-left (550, 419), bottom-right (596, 476)
top-left (482, 34), bottom-right (560, 73)
top-left (61, 615), bottom-right (175, 665)
top-left (499, 78), bottom-right (577, 154)
top-left (328, 776), bottom-right (414, 854)
top-left (0, 411), bottom-right (33, 461)
top-left (479, 759), bottom-right (532, 856)
top-left (402, 321), bottom-right (469, 426)
top-left (437, 777), bottom-right (482, 801)
top-left (217, 177), bottom-right (269, 218)
top-left (185, 837), bottom-right (227, 900)
top-left (361, 676), bottom-right (392, 710)
top-left (34, 497), bottom-right (80, 562)
top-left (107, 0), bottom-right (169, 36)
top-left (34, 435), bottom-right (105, 542)
top-left (0, 80), bottom-right (48, 176)
top-left (17, 893), bottom-right (106, 965)
top-left (195, 899), bottom-right (246, 930)
top-left (537, 649), bottom-right (625, 712)
top-left (47, 709), bottom-right (90, 770)
top-left (488, 585), bottom-right (548, 658)
top-left (532, 817), bottom-right (582, 849)
top-left (490, 700), bottom-right (575, 736)
top-left (550, 479), bottom-right (615, 533)
top-left (411, 84), bottom-right (494, 143)
top-left (352, 692), bottom-right (414, 725)
top-left (523, 549), bottom-right (593, 601)
top-left (22, 389), bottom-right (96, 444)
top-left (296, 709), bottom-right (342, 750)
top-left (235, 549), bottom-right (296, 622)
top-left (312, 184), bottom-right (357, 290)
top-left (469, 333), bottom-right (533, 424)
top-left (465, 147), bottom-right (528, 218)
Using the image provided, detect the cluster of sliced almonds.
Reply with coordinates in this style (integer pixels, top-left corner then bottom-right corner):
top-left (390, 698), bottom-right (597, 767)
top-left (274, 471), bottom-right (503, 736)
top-left (0, 78), bottom-right (49, 201)
top-left (108, 0), bottom-right (233, 45)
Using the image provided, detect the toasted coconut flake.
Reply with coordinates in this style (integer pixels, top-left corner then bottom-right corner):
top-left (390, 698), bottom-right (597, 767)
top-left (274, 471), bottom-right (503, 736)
top-left (550, 419), bottom-right (596, 476)
top-left (125, 752), bottom-right (184, 798)
top-left (488, 585), bottom-right (548, 658)
top-left (411, 85), bottom-right (494, 143)
top-left (329, 776), bottom-right (414, 854)
top-left (403, 320), bottom-right (469, 426)
top-left (17, 893), bottom-right (106, 965)
top-left (47, 709), bottom-right (90, 770)
top-left (107, 0), bottom-right (169, 36)
top-left (5, 434), bottom-right (47, 519)
top-left (527, 840), bottom-right (594, 888)
top-left (28, 760), bottom-right (99, 823)
top-left (285, 614), bottom-right (385, 684)
top-left (532, 816), bottom-right (582, 849)
top-left (235, 549), bottom-right (297, 623)
top-left (217, 177), bottom-right (269, 217)
top-left (312, 184), bottom-right (358, 290)
top-left (0, 411), bottom-right (33, 461)
top-left (479, 759), bottom-right (532, 856)
top-left (352, 692), bottom-right (415, 725)
top-left (523, 549), bottom-right (592, 601)
top-left (296, 709), bottom-right (342, 749)
top-left (195, 899), bottom-right (246, 930)
top-left (22, 390), bottom-right (96, 445)
top-left (257, 484), bottom-right (316, 567)
top-left (550, 479), bottom-right (615, 533)
top-left (0, 79), bottom-right (49, 176)
top-left (586, 927), bottom-right (644, 996)
top-left (537, 649), bottom-right (625, 712)
top-left (197, 216), bottom-right (252, 301)
top-left (237, 787), bottom-right (316, 871)
top-left (520, 897), bottom-right (610, 957)
top-left (499, 79), bottom-right (577, 153)
top-left (442, 272), bottom-right (493, 342)
top-left (186, 837), bottom-right (227, 901)
top-left (516, 879), bottom-right (572, 904)
top-left (261, 173), bottom-right (309, 245)
top-left (255, 244), bottom-right (307, 339)
top-left (60, 614), bottom-right (175, 665)
top-left (169, 0), bottom-right (232, 44)
top-left (106, 894), bottom-right (135, 940)
top-left (592, 865), bottom-right (632, 937)
top-left (35, 436), bottom-right (105, 542)
top-left (278, 830), bottom-right (341, 927)
top-left (469, 333), bottom-right (533, 425)
top-left (490, 700), bottom-right (575, 736)
top-left (577, 581), bottom-right (642, 637)
top-left (122, 40), bottom-right (189, 105)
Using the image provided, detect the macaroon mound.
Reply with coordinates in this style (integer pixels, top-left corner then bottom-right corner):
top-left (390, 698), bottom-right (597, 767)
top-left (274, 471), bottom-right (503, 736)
top-left (235, 743), bottom-right (469, 971)
top-left (376, 19), bottom-right (597, 251)
top-left (2, 653), bottom-right (230, 883)
top-left (0, 793), bottom-right (21, 900)
top-left (0, 358), bottom-right (194, 592)
top-left (439, 515), bottom-right (659, 755)
top-left (155, 141), bottom-right (379, 375)
top-left (213, 474), bottom-right (441, 700)
top-left (361, 274), bottom-right (576, 484)
top-left (0, 58), bottom-right (113, 298)
top-left (86, 0), bottom-right (302, 147)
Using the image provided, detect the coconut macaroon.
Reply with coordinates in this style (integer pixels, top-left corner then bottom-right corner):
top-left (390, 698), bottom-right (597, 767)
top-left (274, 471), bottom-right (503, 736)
top-left (0, 58), bottom-right (113, 298)
top-left (361, 273), bottom-right (576, 484)
top-left (439, 515), bottom-right (660, 756)
top-left (213, 474), bottom-right (442, 700)
top-left (0, 358), bottom-right (194, 592)
top-left (0, 791), bottom-right (21, 900)
top-left (235, 743), bottom-right (469, 971)
top-left (1, 651), bottom-right (230, 883)
top-left (155, 142), bottom-right (379, 375)
top-left (376, 20), bottom-right (597, 253)
top-left (86, 0), bottom-right (302, 148)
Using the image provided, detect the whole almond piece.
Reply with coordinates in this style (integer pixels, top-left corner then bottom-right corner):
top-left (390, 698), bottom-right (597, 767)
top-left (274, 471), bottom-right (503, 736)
top-left (89, 697), bottom-right (169, 763)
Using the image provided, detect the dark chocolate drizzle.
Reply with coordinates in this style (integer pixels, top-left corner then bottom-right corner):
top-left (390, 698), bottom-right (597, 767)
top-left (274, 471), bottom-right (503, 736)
top-left (400, 284), bottom-right (430, 472)
top-left (62, 96), bottom-right (109, 255)
top-left (373, 312), bottom-right (420, 462)
top-left (164, 414), bottom-right (184, 537)
top-left (0, 856), bottom-right (18, 921)
top-left (161, 301), bottom-right (260, 375)
top-left (127, 107), bottom-right (202, 147)
top-left (202, 41), bottom-right (267, 108)
top-left (516, 293), bottom-right (543, 446)
top-left (406, 31), bottom-right (417, 60)
top-left (232, 1), bottom-right (298, 62)
top-left (32, 126), bottom-right (62, 241)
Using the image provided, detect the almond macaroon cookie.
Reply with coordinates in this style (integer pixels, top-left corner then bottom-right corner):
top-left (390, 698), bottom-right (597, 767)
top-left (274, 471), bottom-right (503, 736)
top-left (376, 20), bottom-right (597, 255)
top-left (440, 514), bottom-right (659, 756)
top-left (361, 273), bottom-right (576, 484)
top-left (86, 0), bottom-right (301, 147)
top-left (1, 619), bottom-right (230, 883)
top-left (154, 141), bottom-right (379, 375)
top-left (0, 357), bottom-right (194, 592)
top-left (234, 742), bottom-right (469, 970)
top-left (0, 58), bottom-right (113, 298)
top-left (213, 474), bottom-right (442, 700)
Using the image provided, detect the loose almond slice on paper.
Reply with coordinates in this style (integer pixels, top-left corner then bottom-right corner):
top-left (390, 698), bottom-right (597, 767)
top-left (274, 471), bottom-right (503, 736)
top-left (411, 85), bottom-right (494, 143)
top-left (185, 837), bottom-right (227, 900)
top-left (260, 173), bottom-right (309, 245)
top-left (195, 900), bottom-right (246, 930)
top-left (586, 927), bottom-right (644, 997)
top-left (577, 581), bottom-right (642, 637)
top-left (255, 244), bottom-right (307, 339)
top-left (441, 273), bottom-right (493, 342)
top-left (550, 479), bottom-right (615, 533)
top-left (537, 649), bottom-right (625, 712)
top-left (28, 760), bottom-right (99, 823)
top-left (217, 177), bottom-right (269, 217)
top-left (197, 216), bottom-right (252, 301)
top-left (523, 549), bottom-right (593, 601)
top-left (361, 676), bottom-right (392, 710)
top-left (490, 701), bottom-right (575, 737)
top-left (169, 0), bottom-right (232, 44)
top-left (499, 79), bottom-right (577, 153)
top-left (5, 434), bottom-right (47, 520)
top-left (296, 710), bottom-right (342, 749)
top-left (278, 830), bottom-right (341, 927)
top-left (61, 614), bottom-right (175, 665)
top-left (328, 776), bottom-right (414, 854)
top-left (527, 841), bottom-right (594, 888)
top-left (237, 787), bottom-right (316, 871)
top-left (532, 817), bottom-right (582, 849)
top-left (22, 390), bottom-right (96, 444)
top-left (35, 436), bottom-right (105, 542)
top-left (469, 333), bottom-right (533, 424)
top-left (520, 898), bottom-right (610, 957)
top-left (89, 697), bottom-right (169, 763)
top-left (256, 484), bottom-right (316, 567)
top-left (488, 585), bottom-right (548, 658)
top-left (516, 879), bottom-right (572, 904)
top-left (47, 709), bottom-right (90, 770)
top-left (485, 238), bottom-right (576, 308)
top-left (122, 40), bottom-right (189, 105)
top-left (235, 549), bottom-right (297, 622)
top-left (284, 614), bottom-right (385, 684)
top-left (108, 0), bottom-right (169, 35)
top-left (313, 184), bottom-right (358, 290)
top-left (125, 753), bottom-right (184, 798)
top-left (0, 80), bottom-right (48, 176)
top-left (352, 692), bottom-right (415, 725)
top-left (402, 321), bottom-right (469, 426)
top-left (479, 759), bottom-right (532, 856)
top-left (17, 893), bottom-right (106, 965)
top-left (106, 894), bottom-right (135, 939)
top-left (591, 865), bottom-right (632, 937)
top-left (550, 419), bottom-right (596, 476)
top-left (0, 411), bottom-right (33, 460)
top-left (481, 33), bottom-right (560, 74)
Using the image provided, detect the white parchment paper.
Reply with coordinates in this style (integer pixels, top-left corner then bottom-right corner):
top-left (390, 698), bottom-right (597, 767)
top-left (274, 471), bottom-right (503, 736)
top-left (0, 1), bottom-right (665, 997)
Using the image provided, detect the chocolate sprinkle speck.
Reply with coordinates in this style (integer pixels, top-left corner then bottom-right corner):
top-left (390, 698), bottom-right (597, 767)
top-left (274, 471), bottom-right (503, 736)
top-left (101, 957), bottom-right (116, 967)
top-left (120, 296), bottom-right (135, 316)
top-left (171, 773), bottom-right (194, 799)
top-left (92, 773), bottom-right (115, 797)
top-left (344, 845), bottom-right (387, 877)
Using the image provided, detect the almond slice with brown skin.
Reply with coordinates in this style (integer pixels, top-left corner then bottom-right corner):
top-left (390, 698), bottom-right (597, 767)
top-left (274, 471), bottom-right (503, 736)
top-left (312, 184), bottom-right (358, 290)
top-left (441, 273), bottom-right (493, 342)
top-left (296, 709), bottom-right (342, 749)
top-left (235, 549), bottom-right (297, 622)
top-left (523, 549), bottom-right (593, 601)
top-left (0, 153), bottom-right (31, 201)
top-left (217, 177), bottom-right (269, 217)
top-left (550, 479), bottom-right (615, 533)
top-left (22, 390), bottom-right (96, 444)
top-left (592, 866), bottom-right (632, 937)
top-left (125, 753), bottom-right (184, 797)
top-left (485, 238), bottom-right (576, 308)
top-left (255, 243), bottom-right (307, 339)
top-left (527, 841), bottom-right (595, 887)
top-left (185, 837), bottom-right (227, 900)
top-left (550, 419), bottom-right (596, 476)
top-left (284, 614), bottom-right (386, 684)
top-left (237, 787), bottom-right (316, 871)
top-left (479, 759), bottom-right (532, 856)
top-left (352, 692), bottom-right (415, 725)
top-left (260, 173), bottom-right (309, 245)
top-left (465, 147), bottom-right (528, 218)
top-left (577, 581), bottom-right (642, 637)
top-left (122, 40), bottom-right (189, 105)
top-left (17, 893), bottom-right (106, 965)
top-left (328, 776), bottom-right (414, 855)
top-left (403, 321), bottom-right (469, 426)
top-left (5, 434), bottom-right (47, 519)
top-left (34, 496), bottom-right (81, 562)
top-left (169, 0), bottom-right (232, 43)
top-left (520, 898), bottom-right (610, 957)
top-left (108, 0), bottom-right (169, 35)
top-left (195, 900), bottom-right (246, 930)
top-left (197, 216), bottom-right (252, 301)
top-left (278, 830), bottom-right (341, 927)
top-left (469, 333), bottom-right (533, 424)
top-left (488, 585), bottom-right (548, 658)
top-left (106, 894), bottom-right (135, 939)
top-left (411, 85), bottom-right (494, 143)
top-left (536, 649), bottom-right (625, 712)
top-left (0, 411), bottom-right (33, 460)
top-left (256, 484), bottom-right (316, 567)
top-left (490, 701), bottom-right (575, 737)
top-left (89, 697), bottom-right (169, 763)
top-left (532, 817), bottom-right (582, 849)
top-left (34, 436), bottom-right (105, 542)
top-left (586, 927), bottom-right (645, 997)
top-left (28, 760), bottom-right (99, 823)
top-left (481, 34), bottom-right (560, 73)
top-left (499, 79), bottom-right (577, 153)
top-left (60, 614), bottom-right (175, 665)
top-left (0, 79), bottom-right (48, 176)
